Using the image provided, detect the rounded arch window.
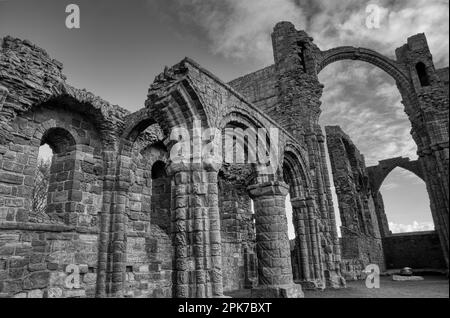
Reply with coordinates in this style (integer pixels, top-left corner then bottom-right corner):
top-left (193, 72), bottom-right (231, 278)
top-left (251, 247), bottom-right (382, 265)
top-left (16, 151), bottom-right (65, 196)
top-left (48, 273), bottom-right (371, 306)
top-left (32, 127), bottom-right (77, 221)
top-left (41, 127), bottom-right (76, 154)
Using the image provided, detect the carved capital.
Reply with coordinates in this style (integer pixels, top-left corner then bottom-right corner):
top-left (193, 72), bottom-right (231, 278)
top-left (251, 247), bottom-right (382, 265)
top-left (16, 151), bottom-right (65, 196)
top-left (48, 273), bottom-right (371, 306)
top-left (166, 160), bottom-right (222, 176)
top-left (247, 181), bottom-right (289, 199)
top-left (166, 161), bottom-right (191, 176)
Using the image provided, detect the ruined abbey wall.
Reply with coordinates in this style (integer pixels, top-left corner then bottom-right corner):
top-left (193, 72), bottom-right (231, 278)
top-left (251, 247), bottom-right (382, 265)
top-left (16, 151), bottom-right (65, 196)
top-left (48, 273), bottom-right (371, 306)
top-left (383, 231), bottom-right (446, 270)
top-left (325, 126), bottom-right (385, 280)
top-left (0, 21), bottom-right (448, 298)
top-left (324, 126), bottom-right (447, 278)
top-left (229, 65), bottom-right (279, 121)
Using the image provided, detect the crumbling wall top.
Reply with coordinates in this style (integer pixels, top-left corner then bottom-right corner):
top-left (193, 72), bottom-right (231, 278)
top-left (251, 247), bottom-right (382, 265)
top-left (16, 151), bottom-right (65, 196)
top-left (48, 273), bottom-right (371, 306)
top-left (0, 36), bottom-right (130, 145)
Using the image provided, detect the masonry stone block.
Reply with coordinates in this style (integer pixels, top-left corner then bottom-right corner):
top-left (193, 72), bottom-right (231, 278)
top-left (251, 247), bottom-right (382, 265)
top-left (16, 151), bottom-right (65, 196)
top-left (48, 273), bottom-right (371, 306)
top-left (0, 22), bottom-right (447, 299)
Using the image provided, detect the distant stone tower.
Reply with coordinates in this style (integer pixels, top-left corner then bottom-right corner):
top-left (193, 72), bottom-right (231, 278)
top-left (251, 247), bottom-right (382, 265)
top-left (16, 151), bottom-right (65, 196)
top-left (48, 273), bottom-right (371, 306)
top-left (395, 34), bottom-right (449, 267)
top-left (269, 22), bottom-right (449, 271)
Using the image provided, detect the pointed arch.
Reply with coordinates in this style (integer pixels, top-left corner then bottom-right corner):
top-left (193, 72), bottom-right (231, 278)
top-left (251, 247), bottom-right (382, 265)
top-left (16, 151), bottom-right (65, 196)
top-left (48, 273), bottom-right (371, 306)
top-left (368, 157), bottom-right (425, 194)
top-left (282, 143), bottom-right (313, 199)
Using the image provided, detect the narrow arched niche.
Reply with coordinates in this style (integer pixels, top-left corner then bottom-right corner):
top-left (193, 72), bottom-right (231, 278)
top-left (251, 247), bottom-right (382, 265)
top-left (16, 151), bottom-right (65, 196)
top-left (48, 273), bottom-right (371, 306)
top-left (36, 127), bottom-right (77, 223)
top-left (416, 62), bottom-right (431, 87)
top-left (32, 143), bottom-right (53, 216)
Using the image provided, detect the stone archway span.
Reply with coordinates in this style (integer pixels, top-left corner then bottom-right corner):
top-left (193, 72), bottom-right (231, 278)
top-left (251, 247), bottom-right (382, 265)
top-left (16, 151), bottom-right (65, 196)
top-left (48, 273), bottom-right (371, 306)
top-left (318, 47), bottom-right (409, 86)
top-left (367, 157), bottom-right (425, 194)
top-left (146, 64), bottom-right (211, 134)
top-left (317, 46), bottom-right (418, 112)
top-left (122, 108), bottom-right (159, 143)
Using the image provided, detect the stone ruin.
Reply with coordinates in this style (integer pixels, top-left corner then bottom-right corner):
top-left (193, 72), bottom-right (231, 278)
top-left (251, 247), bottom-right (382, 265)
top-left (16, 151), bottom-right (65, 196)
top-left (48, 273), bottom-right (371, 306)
top-left (0, 22), bottom-right (448, 298)
top-left (325, 127), bottom-right (447, 280)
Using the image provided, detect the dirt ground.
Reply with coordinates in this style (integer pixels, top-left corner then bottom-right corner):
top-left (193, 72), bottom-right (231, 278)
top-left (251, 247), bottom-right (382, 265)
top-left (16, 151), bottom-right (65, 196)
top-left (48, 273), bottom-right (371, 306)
top-left (305, 275), bottom-right (448, 298)
top-left (225, 275), bottom-right (449, 298)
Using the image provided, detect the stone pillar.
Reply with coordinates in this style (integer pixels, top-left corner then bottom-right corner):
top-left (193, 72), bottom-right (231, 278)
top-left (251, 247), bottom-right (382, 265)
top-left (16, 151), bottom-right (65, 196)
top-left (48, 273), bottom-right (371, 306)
top-left (248, 181), bottom-right (303, 298)
top-left (419, 150), bottom-right (449, 269)
top-left (96, 149), bottom-right (118, 298)
top-left (305, 198), bottom-right (324, 284)
top-left (169, 162), bottom-right (224, 298)
top-left (108, 153), bottom-right (130, 297)
top-left (318, 136), bottom-right (342, 267)
top-left (290, 198), bottom-right (311, 283)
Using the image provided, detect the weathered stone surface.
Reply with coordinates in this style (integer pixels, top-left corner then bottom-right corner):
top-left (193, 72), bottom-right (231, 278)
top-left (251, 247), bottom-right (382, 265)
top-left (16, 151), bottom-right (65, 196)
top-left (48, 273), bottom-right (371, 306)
top-left (383, 232), bottom-right (446, 270)
top-left (0, 21), bottom-right (448, 299)
top-left (326, 126), bottom-right (447, 279)
top-left (325, 126), bottom-right (385, 279)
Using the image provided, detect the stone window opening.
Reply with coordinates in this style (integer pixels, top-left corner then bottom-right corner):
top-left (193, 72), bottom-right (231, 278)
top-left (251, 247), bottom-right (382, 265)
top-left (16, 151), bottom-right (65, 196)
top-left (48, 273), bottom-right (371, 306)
top-left (296, 41), bottom-right (307, 72)
top-left (416, 62), bottom-right (431, 87)
top-left (38, 127), bottom-right (77, 224)
top-left (282, 161), bottom-right (301, 238)
top-left (285, 193), bottom-right (295, 240)
top-left (250, 199), bottom-right (256, 225)
top-left (32, 143), bottom-right (53, 218)
top-left (223, 122), bottom-right (262, 166)
top-left (380, 167), bottom-right (434, 234)
top-left (149, 159), bottom-right (171, 233)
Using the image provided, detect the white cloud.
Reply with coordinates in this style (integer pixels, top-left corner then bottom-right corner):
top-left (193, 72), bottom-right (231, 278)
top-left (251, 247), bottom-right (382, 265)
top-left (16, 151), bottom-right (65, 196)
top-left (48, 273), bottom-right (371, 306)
top-left (309, 0), bottom-right (449, 66)
top-left (169, 0), bottom-right (306, 65)
top-left (169, 0), bottom-right (448, 67)
top-left (162, 1), bottom-right (446, 231)
top-left (389, 221), bottom-right (435, 233)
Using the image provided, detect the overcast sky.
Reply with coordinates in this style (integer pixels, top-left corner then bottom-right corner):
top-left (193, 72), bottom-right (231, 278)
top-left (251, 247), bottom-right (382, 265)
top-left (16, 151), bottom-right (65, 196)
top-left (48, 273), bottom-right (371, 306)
top-left (1, 0), bottom-right (448, 235)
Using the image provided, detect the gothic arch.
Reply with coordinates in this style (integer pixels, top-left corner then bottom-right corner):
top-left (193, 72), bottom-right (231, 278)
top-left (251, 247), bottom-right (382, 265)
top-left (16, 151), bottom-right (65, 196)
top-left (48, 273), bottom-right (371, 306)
top-left (219, 110), bottom-right (273, 174)
top-left (367, 157), bottom-right (425, 194)
top-left (219, 110), bottom-right (267, 132)
top-left (122, 108), bottom-right (159, 143)
top-left (146, 76), bottom-right (210, 136)
top-left (282, 143), bottom-right (312, 199)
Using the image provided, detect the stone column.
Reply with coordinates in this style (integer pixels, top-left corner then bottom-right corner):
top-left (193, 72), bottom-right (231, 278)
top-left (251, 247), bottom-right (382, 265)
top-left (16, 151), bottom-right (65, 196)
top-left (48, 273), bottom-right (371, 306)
top-left (248, 181), bottom-right (303, 298)
top-left (169, 162), bottom-right (224, 298)
top-left (96, 149), bottom-right (117, 298)
top-left (291, 197), bottom-right (327, 289)
top-left (318, 136), bottom-right (342, 269)
top-left (305, 198), bottom-right (324, 284)
top-left (419, 150), bottom-right (449, 269)
top-left (109, 153), bottom-right (130, 297)
top-left (290, 197), bottom-right (311, 284)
